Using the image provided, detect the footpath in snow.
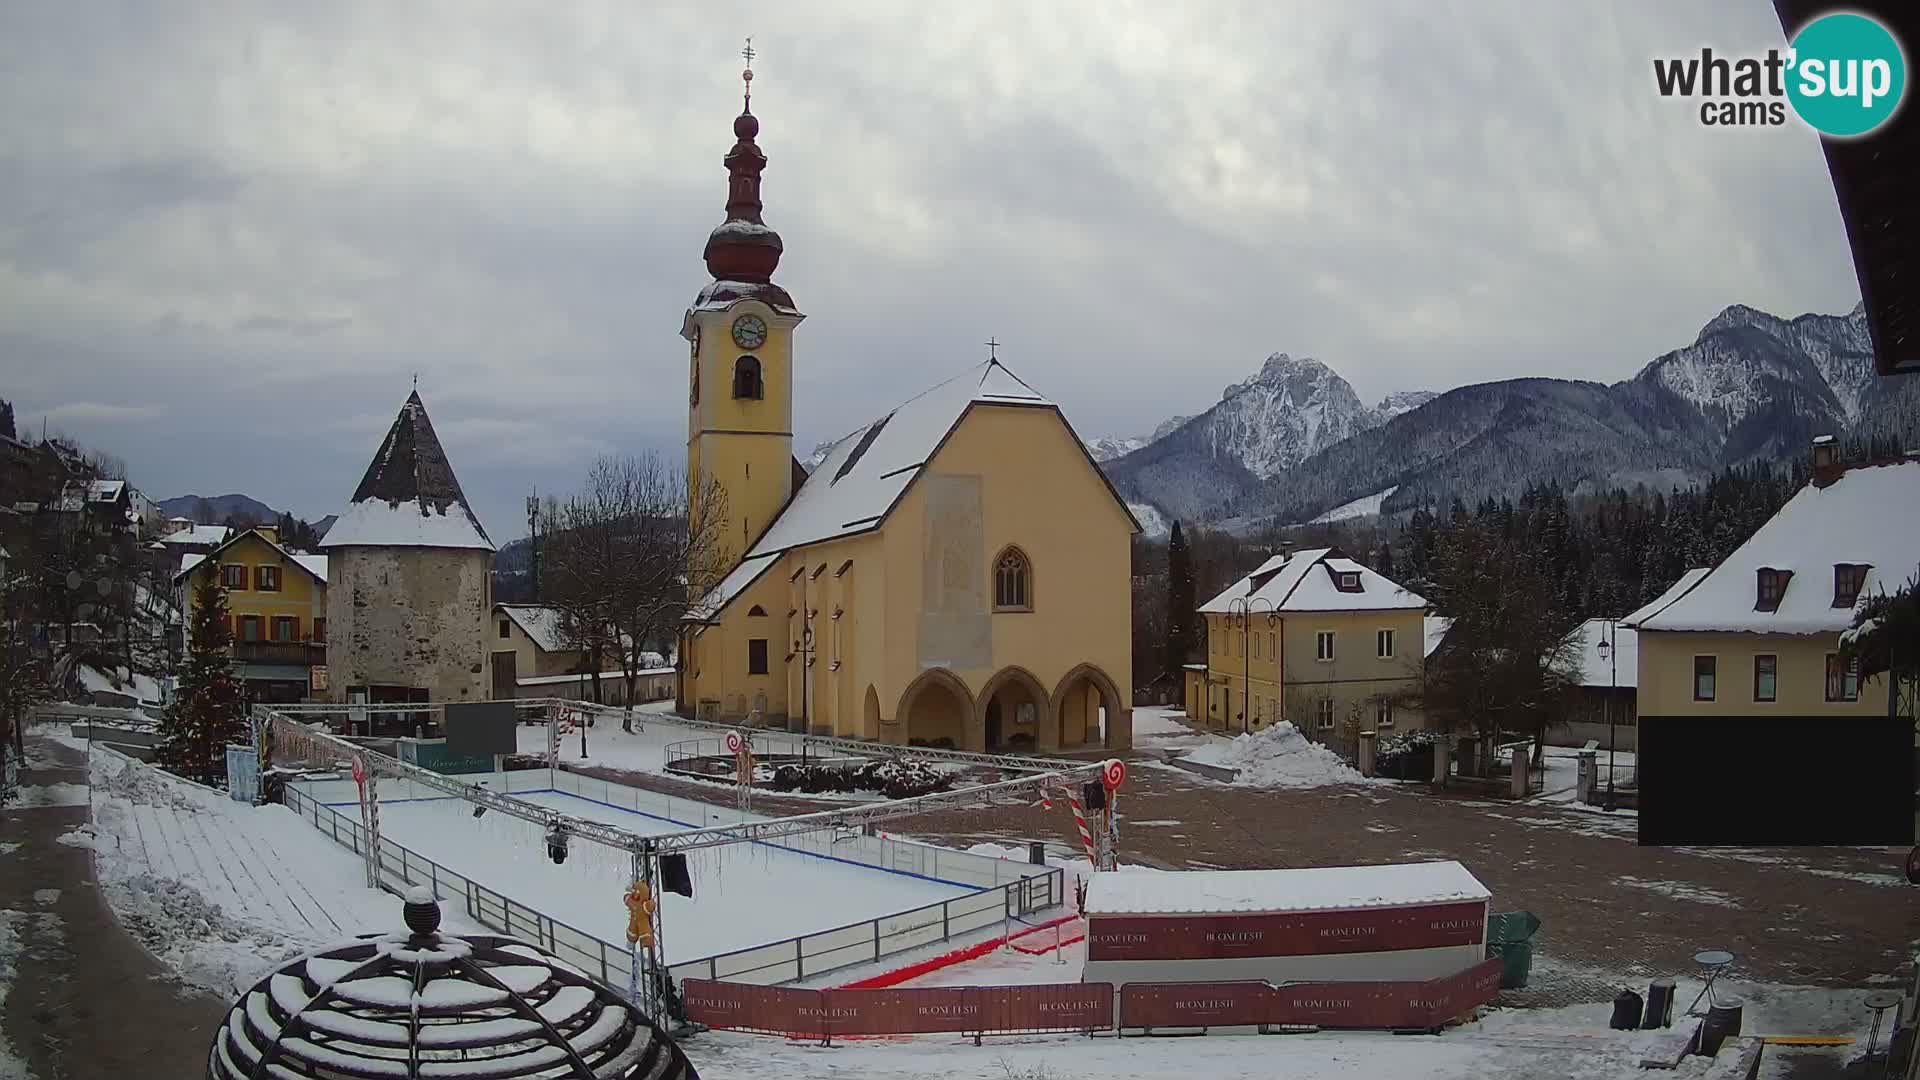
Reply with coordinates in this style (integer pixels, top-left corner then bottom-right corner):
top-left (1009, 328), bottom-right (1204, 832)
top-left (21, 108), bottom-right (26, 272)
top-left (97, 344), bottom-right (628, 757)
top-left (54, 740), bottom-right (470, 996)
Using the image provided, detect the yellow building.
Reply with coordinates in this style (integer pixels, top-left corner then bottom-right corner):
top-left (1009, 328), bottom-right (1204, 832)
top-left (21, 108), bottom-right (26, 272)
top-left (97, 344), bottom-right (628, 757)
top-left (676, 83), bottom-right (1137, 752)
top-left (175, 525), bottom-right (328, 702)
top-left (1190, 547), bottom-right (1428, 755)
top-left (1626, 451), bottom-right (1916, 721)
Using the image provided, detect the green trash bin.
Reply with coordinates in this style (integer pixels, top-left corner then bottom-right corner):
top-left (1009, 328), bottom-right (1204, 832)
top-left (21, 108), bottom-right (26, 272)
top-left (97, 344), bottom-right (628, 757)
top-left (1485, 911), bottom-right (1541, 989)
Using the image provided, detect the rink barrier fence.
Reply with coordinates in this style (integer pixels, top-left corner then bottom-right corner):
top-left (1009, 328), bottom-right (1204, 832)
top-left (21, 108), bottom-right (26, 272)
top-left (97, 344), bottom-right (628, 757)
top-left (279, 771), bottom-right (1063, 990)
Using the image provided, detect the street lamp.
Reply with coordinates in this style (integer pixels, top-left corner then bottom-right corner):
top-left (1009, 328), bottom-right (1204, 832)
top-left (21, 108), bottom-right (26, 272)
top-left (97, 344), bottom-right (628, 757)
top-left (1227, 596), bottom-right (1278, 736)
top-left (1595, 619), bottom-right (1618, 811)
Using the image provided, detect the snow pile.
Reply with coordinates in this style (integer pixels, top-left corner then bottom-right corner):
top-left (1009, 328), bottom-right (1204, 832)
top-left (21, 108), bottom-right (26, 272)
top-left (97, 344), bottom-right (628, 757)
top-left (1182, 722), bottom-right (1379, 788)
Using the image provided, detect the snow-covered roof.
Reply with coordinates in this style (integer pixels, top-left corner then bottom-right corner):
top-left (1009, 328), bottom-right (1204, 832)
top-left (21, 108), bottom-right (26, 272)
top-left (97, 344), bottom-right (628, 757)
top-left (1085, 861), bottom-right (1490, 916)
top-left (173, 531), bottom-right (328, 585)
top-left (1199, 548), bottom-right (1426, 614)
top-left (496, 604), bottom-right (649, 657)
top-left (1423, 616), bottom-right (1453, 657)
top-left (80, 665), bottom-right (167, 705)
top-left (161, 524), bottom-right (232, 546)
top-left (691, 358), bottom-right (1130, 620)
top-left (1632, 460), bottom-right (1920, 634)
top-left (88, 479), bottom-right (126, 502)
top-left (517, 669), bottom-right (672, 686)
top-left (1620, 568), bottom-right (1712, 628)
top-left (320, 391), bottom-right (494, 552)
top-left (1559, 618), bottom-right (1637, 689)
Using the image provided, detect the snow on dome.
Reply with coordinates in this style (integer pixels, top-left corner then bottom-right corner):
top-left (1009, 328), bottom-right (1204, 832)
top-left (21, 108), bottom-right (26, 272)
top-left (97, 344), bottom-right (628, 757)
top-left (207, 892), bottom-right (698, 1079)
top-left (1631, 460), bottom-right (1920, 634)
top-left (1085, 860), bottom-right (1490, 916)
top-left (319, 391), bottom-right (494, 552)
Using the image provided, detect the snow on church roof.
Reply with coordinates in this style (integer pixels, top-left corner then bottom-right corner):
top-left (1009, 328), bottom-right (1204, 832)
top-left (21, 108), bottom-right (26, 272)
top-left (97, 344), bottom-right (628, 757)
top-left (1199, 547), bottom-right (1426, 614)
top-left (320, 391), bottom-right (494, 552)
top-left (1630, 459), bottom-right (1920, 634)
top-left (689, 360), bottom-right (1055, 619)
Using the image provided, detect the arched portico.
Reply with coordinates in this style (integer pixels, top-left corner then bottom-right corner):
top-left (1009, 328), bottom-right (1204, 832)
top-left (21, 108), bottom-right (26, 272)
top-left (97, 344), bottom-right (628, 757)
top-left (1051, 663), bottom-right (1128, 750)
top-left (976, 666), bottom-right (1051, 752)
top-left (896, 668), bottom-right (975, 750)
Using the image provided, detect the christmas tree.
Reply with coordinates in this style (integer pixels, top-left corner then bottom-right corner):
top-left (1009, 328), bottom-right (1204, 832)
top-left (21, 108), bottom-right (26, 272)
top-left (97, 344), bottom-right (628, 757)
top-left (158, 575), bottom-right (247, 785)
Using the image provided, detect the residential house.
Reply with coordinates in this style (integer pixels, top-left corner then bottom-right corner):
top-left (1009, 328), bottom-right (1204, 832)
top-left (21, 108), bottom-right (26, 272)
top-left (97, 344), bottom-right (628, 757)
top-left (488, 603), bottom-right (672, 705)
top-left (1191, 547), bottom-right (1428, 755)
top-left (1626, 444), bottom-right (1917, 722)
top-left (175, 525), bottom-right (328, 703)
top-left (161, 523), bottom-right (233, 563)
top-left (1548, 618), bottom-right (1642, 750)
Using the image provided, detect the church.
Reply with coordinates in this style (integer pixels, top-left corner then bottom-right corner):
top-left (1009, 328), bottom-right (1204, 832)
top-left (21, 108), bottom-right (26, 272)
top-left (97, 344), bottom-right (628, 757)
top-left (676, 65), bottom-right (1137, 753)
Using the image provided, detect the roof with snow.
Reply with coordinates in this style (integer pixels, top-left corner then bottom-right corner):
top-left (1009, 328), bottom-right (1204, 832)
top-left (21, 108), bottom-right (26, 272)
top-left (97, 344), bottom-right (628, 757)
top-left (160, 524), bottom-right (232, 547)
top-left (1559, 618), bottom-right (1637, 690)
top-left (1199, 547), bottom-right (1427, 615)
top-left (1629, 460), bottom-right (1920, 634)
top-left (1084, 860), bottom-right (1489, 916)
top-left (1620, 568), bottom-right (1712, 629)
top-left (319, 391), bottom-right (494, 552)
top-left (688, 358), bottom-right (1137, 620)
top-left (175, 529), bottom-right (328, 585)
top-left (87, 479), bottom-right (126, 502)
top-left (1423, 615), bottom-right (1453, 658)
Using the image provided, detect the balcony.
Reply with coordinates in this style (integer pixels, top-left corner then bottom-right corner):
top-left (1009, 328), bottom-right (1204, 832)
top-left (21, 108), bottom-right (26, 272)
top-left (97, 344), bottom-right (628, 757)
top-left (232, 640), bottom-right (327, 667)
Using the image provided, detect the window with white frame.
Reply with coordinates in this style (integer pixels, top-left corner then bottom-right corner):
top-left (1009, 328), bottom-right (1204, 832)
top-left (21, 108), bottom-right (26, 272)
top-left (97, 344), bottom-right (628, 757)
top-left (1315, 631), bottom-right (1335, 662)
top-left (1376, 628), bottom-right (1394, 658)
top-left (1314, 698), bottom-right (1335, 730)
top-left (1374, 699), bottom-right (1394, 727)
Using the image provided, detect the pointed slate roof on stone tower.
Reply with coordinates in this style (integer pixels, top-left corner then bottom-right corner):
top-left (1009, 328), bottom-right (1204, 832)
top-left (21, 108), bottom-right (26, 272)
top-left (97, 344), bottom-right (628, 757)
top-left (319, 391), bottom-right (495, 551)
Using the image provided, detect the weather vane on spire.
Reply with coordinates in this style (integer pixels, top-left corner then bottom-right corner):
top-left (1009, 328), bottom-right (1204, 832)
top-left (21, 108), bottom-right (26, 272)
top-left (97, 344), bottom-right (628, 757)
top-left (741, 37), bottom-right (755, 107)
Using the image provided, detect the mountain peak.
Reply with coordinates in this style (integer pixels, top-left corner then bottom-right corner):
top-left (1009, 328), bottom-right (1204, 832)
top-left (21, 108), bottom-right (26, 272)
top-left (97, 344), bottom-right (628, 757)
top-left (1700, 303), bottom-right (1774, 339)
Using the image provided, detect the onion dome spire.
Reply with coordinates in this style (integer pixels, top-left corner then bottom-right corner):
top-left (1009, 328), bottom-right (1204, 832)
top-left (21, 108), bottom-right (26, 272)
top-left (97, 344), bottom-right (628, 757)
top-left (703, 37), bottom-right (784, 283)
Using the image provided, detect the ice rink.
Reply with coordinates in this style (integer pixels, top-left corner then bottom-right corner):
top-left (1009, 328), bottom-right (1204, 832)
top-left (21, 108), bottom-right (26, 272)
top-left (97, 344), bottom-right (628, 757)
top-left (348, 789), bottom-right (979, 965)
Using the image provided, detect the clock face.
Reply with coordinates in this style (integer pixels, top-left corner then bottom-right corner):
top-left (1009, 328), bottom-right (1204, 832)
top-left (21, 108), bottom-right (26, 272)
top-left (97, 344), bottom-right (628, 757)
top-left (731, 314), bottom-right (768, 350)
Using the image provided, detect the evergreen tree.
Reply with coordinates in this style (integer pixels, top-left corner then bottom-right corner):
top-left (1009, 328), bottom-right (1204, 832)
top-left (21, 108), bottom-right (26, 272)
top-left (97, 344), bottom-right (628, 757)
top-left (1164, 521), bottom-right (1196, 677)
top-left (158, 575), bottom-right (248, 786)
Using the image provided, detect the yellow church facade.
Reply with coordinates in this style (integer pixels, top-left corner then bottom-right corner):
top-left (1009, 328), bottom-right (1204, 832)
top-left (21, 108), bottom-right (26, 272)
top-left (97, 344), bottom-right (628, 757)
top-left (675, 79), bottom-right (1135, 753)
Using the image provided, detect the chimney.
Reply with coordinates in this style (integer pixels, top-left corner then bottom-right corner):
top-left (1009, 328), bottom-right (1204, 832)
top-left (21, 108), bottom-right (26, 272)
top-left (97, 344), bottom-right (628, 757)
top-left (1811, 434), bottom-right (1842, 488)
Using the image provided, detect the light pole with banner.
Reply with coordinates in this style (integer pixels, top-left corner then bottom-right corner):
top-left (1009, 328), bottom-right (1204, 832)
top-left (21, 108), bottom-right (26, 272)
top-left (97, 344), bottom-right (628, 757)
top-left (1227, 595), bottom-right (1278, 736)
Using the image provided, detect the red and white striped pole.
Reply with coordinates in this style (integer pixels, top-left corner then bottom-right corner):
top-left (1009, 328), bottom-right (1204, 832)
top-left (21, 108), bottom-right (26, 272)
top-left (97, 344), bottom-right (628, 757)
top-left (1066, 786), bottom-right (1096, 863)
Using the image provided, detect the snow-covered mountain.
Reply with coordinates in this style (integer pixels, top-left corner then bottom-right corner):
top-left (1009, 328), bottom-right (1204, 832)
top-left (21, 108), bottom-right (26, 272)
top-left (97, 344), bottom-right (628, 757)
top-left (1106, 302), bottom-right (1915, 530)
top-left (1085, 415), bottom-right (1194, 463)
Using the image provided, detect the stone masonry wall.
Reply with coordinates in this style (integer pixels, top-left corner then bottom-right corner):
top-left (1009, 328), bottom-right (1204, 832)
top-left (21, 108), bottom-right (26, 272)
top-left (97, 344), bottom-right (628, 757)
top-left (325, 546), bottom-right (492, 703)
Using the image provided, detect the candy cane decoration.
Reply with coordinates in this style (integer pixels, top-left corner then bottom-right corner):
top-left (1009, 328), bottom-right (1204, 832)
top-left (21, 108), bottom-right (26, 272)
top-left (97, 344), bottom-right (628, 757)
top-left (1066, 786), bottom-right (1096, 863)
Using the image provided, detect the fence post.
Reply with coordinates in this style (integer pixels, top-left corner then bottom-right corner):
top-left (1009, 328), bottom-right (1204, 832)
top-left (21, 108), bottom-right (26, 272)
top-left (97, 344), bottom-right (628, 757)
top-left (874, 921), bottom-right (881, 963)
top-left (942, 900), bottom-right (951, 941)
top-left (795, 939), bottom-right (804, 981)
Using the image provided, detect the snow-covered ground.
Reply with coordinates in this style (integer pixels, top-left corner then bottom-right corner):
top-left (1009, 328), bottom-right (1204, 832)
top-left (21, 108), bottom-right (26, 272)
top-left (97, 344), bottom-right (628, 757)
top-left (54, 742), bottom-right (475, 996)
top-left (362, 790), bottom-right (978, 965)
top-left (1308, 484), bottom-right (1399, 524)
top-left (1178, 722), bottom-right (1380, 789)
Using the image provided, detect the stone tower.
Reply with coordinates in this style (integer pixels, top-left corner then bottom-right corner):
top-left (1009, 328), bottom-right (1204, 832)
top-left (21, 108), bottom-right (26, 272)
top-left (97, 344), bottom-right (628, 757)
top-left (683, 59), bottom-right (805, 569)
top-left (320, 391), bottom-right (495, 706)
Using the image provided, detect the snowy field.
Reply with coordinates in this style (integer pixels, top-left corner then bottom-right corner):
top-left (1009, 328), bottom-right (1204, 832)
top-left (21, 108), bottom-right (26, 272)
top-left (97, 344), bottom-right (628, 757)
top-left (357, 789), bottom-right (979, 965)
top-left (49, 740), bottom-right (476, 996)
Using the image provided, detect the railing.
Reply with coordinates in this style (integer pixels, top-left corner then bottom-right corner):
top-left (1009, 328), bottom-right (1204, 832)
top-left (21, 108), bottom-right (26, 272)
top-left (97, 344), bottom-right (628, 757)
top-left (279, 770), bottom-right (1063, 989)
top-left (233, 640), bottom-right (326, 666)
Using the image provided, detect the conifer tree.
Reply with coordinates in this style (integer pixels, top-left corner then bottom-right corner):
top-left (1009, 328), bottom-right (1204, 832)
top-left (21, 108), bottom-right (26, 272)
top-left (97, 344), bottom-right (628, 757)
top-left (1164, 521), bottom-right (1196, 677)
top-left (158, 575), bottom-right (248, 786)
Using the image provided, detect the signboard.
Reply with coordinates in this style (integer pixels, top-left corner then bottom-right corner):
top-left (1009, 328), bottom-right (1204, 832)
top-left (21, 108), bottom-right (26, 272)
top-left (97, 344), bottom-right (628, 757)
top-left (309, 665), bottom-right (329, 693)
top-left (226, 744), bottom-right (260, 803)
top-left (1086, 901), bottom-right (1486, 962)
top-left (1117, 957), bottom-right (1504, 1030)
top-left (444, 701), bottom-right (517, 757)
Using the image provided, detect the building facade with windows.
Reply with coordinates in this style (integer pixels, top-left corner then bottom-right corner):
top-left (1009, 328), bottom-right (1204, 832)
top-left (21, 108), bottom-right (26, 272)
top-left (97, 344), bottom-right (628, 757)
top-left (1626, 446), bottom-right (1917, 722)
top-left (175, 525), bottom-right (329, 703)
top-left (675, 86), bottom-right (1136, 752)
top-left (1190, 547), bottom-right (1428, 754)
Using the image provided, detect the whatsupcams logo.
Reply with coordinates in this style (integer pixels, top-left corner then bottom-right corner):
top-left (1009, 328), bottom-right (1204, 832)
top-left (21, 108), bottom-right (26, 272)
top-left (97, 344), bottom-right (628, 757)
top-left (1653, 11), bottom-right (1907, 136)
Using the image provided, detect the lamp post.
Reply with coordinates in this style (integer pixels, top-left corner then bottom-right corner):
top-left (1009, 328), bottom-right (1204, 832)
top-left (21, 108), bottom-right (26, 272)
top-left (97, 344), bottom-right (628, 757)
top-left (1596, 619), bottom-right (1618, 811)
top-left (1227, 596), bottom-right (1278, 736)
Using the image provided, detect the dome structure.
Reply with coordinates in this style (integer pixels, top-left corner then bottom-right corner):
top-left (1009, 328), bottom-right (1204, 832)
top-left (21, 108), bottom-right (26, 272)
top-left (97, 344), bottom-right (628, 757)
top-left (207, 887), bottom-right (697, 1079)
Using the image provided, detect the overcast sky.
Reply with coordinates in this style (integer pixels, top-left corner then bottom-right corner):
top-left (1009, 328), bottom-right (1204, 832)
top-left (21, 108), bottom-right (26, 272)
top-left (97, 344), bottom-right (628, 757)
top-left (0, 1), bottom-right (1864, 539)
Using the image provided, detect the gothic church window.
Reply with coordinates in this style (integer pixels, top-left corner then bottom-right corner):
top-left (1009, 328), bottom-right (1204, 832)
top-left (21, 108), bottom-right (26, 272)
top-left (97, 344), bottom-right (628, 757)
top-left (993, 546), bottom-right (1032, 611)
top-left (733, 355), bottom-right (763, 400)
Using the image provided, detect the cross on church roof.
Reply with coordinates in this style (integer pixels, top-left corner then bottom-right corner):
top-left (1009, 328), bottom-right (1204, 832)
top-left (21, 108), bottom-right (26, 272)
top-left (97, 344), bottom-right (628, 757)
top-left (741, 37), bottom-right (755, 104)
top-left (985, 337), bottom-right (1001, 360)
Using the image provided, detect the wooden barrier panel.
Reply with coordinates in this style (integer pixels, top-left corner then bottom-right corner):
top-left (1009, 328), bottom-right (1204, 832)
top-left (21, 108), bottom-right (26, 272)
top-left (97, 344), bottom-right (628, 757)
top-left (682, 980), bottom-right (824, 1035)
top-left (1088, 901), bottom-right (1487, 961)
top-left (1119, 957), bottom-right (1506, 1030)
top-left (821, 987), bottom-right (980, 1035)
top-left (967, 983), bottom-right (1114, 1034)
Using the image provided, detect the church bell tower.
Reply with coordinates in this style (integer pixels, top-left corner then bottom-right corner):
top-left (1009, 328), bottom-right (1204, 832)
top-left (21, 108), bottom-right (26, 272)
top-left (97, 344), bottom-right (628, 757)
top-left (684, 40), bottom-right (804, 567)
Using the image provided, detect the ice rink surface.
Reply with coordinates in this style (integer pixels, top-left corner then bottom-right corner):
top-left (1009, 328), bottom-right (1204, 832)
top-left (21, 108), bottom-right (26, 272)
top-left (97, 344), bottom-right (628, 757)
top-left (351, 789), bottom-right (978, 964)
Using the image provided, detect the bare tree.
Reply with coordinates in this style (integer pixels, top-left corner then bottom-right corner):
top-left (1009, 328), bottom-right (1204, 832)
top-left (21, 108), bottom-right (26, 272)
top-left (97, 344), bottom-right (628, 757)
top-left (544, 455), bottom-right (730, 732)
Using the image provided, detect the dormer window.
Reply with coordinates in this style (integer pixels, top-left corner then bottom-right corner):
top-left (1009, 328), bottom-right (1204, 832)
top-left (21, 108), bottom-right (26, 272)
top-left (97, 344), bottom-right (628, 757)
top-left (1754, 568), bottom-right (1791, 612)
top-left (1332, 569), bottom-right (1362, 592)
top-left (732, 355), bottom-right (763, 400)
top-left (1833, 563), bottom-right (1869, 608)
